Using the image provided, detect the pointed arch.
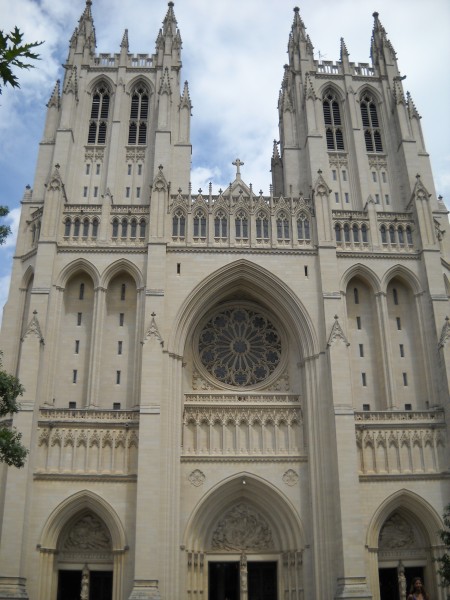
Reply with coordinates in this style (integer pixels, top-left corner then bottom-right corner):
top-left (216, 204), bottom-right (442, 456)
top-left (100, 258), bottom-right (144, 289)
top-left (340, 263), bottom-right (381, 294)
top-left (56, 258), bottom-right (100, 289)
top-left (366, 489), bottom-right (443, 549)
top-left (87, 75), bottom-right (114, 96)
top-left (381, 265), bottom-right (422, 296)
top-left (20, 264), bottom-right (35, 290)
top-left (168, 259), bottom-right (318, 360)
top-left (126, 76), bottom-right (155, 96)
top-left (183, 472), bottom-right (305, 551)
top-left (38, 489), bottom-right (127, 551)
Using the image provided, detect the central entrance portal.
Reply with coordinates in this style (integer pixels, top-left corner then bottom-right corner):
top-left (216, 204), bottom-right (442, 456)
top-left (208, 561), bottom-right (277, 600)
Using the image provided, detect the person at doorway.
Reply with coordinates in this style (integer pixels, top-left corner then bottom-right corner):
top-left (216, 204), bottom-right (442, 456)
top-left (407, 577), bottom-right (430, 600)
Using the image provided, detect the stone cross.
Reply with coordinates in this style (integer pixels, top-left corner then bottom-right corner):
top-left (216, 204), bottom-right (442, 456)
top-left (232, 158), bottom-right (244, 178)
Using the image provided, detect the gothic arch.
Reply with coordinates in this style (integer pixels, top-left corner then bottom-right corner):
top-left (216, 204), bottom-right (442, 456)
top-left (87, 75), bottom-right (114, 96)
top-left (56, 258), bottom-right (100, 289)
top-left (100, 258), bottom-right (144, 289)
top-left (183, 472), bottom-right (305, 552)
top-left (366, 489), bottom-right (442, 549)
top-left (38, 489), bottom-right (127, 551)
top-left (20, 265), bottom-right (35, 290)
top-left (356, 84), bottom-right (383, 106)
top-left (127, 76), bottom-right (154, 96)
top-left (340, 263), bottom-right (381, 294)
top-left (381, 265), bottom-right (422, 296)
top-left (318, 82), bottom-right (345, 103)
top-left (168, 259), bottom-right (318, 360)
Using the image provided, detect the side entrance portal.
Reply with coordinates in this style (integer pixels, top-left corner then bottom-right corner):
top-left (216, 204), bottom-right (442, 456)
top-left (208, 560), bottom-right (277, 600)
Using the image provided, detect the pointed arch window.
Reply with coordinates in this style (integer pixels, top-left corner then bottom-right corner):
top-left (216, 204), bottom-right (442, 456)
top-left (360, 94), bottom-right (383, 152)
top-left (73, 219), bottom-right (80, 237)
top-left (380, 225), bottom-right (387, 244)
top-left (139, 219), bottom-right (146, 239)
top-left (64, 218), bottom-right (71, 237)
top-left (361, 224), bottom-right (368, 243)
top-left (121, 219), bottom-right (128, 238)
top-left (172, 209), bottom-right (186, 238)
top-left (343, 223), bottom-right (350, 242)
top-left (406, 226), bottom-right (413, 245)
top-left (82, 218), bottom-right (89, 237)
top-left (92, 219), bottom-right (99, 238)
top-left (323, 91), bottom-right (345, 151)
top-left (256, 212), bottom-right (269, 241)
top-left (128, 86), bottom-right (149, 145)
top-left (297, 213), bottom-right (310, 241)
top-left (352, 224), bottom-right (359, 243)
top-left (276, 212), bottom-right (290, 241)
top-left (214, 211), bottom-right (228, 239)
top-left (193, 210), bottom-right (207, 239)
top-left (335, 223), bottom-right (342, 242)
top-left (87, 85), bottom-right (110, 144)
top-left (112, 219), bottom-right (119, 238)
top-left (130, 219), bottom-right (137, 238)
top-left (235, 210), bottom-right (248, 240)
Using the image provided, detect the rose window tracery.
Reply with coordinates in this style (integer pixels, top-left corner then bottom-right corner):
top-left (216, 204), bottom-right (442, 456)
top-left (198, 306), bottom-right (282, 387)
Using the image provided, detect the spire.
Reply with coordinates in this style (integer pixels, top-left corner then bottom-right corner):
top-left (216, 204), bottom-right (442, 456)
top-left (121, 29), bottom-right (129, 51)
top-left (287, 7), bottom-right (314, 71)
top-left (162, 1), bottom-right (178, 38)
top-left (180, 80), bottom-right (192, 111)
top-left (272, 139), bottom-right (281, 160)
top-left (47, 80), bottom-right (60, 109)
top-left (72, 0), bottom-right (96, 59)
top-left (370, 11), bottom-right (399, 75)
top-left (340, 37), bottom-right (349, 61)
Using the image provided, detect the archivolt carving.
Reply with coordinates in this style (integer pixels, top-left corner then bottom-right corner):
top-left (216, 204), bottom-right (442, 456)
top-left (63, 514), bottom-right (111, 551)
top-left (211, 503), bottom-right (273, 551)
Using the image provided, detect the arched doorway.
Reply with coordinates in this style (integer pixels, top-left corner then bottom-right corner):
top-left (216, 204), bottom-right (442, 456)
top-left (56, 511), bottom-right (113, 600)
top-left (366, 490), bottom-right (444, 600)
top-left (37, 491), bottom-right (127, 600)
top-left (183, 474), bottom-right (306, 600)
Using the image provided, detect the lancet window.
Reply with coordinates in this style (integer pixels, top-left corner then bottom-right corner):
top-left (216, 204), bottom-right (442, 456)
top-left (172, 209), bottom-right (186, 239)
top-left (256, 212), bottom-right (269, 241)
top-left (87, 85), bottom-right (110, 144)
top-left (193, 210), bottom-right (207, 239)
top-left (276, 212), bottom-right (290, 242)
top-left (323, 91), bottom-right (344, 151)
top-left (360, 93), bottom-right (383, 152)
top-left (297, 213), bottom-right (310, 241)
top-left (235, 210), bottom-right (248, 240)
top-left (214, 211), bottom-right (228, 239)
top-left (128, 86), bottom-right (149, 145)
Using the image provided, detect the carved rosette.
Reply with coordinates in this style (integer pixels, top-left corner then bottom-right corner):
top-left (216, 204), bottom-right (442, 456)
top-left (282, 469), bottom-right (299, 486)
top-left (188, 469), bottom-right (205, 487)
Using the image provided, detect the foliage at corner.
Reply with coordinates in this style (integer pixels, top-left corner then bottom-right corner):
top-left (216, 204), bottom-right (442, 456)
top-left (437, 503), bottom-right (450, 587)
top-left (0, 353), bottom-right (28, 467)
top-left (0, 205), bottom-right (11, 245)
top-left (0, 27), bottom-right (43, 94)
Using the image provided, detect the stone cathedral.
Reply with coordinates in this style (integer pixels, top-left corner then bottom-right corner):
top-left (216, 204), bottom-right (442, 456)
top-left (0, 2), bottom-right (449, 599)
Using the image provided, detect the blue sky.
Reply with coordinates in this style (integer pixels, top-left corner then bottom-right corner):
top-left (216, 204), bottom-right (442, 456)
top-left (1, 0), bottom-right (449, 324)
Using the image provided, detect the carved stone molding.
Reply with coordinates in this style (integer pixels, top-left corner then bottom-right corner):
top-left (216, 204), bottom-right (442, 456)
top-left (379, 513), bottom-right (415, 549)
top-left (327, 315), bottom-right (350, 347)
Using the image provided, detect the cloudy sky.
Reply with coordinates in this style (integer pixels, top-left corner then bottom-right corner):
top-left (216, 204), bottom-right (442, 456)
top-left (0, 0), bottom-right (449, 324)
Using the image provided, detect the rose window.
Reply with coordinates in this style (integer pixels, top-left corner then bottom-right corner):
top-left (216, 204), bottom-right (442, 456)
top-left (198, 306), bottom-right (282, 387)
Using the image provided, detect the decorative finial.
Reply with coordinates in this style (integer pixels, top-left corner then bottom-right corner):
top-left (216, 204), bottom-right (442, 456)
top-left (293, 6), bottom-right (299, 12)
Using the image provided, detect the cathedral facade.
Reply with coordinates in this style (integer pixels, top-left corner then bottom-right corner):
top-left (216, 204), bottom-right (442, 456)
top-left (0, 2), bottom-right (449, 599)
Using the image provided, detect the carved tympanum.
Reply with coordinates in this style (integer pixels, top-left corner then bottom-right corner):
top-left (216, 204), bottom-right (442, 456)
top-left (212, 503), bottom-right (273, 551)
top-left (379, 513), bottom-right (415, 549)
top-left (63, 514), bottom-right (111, 551)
